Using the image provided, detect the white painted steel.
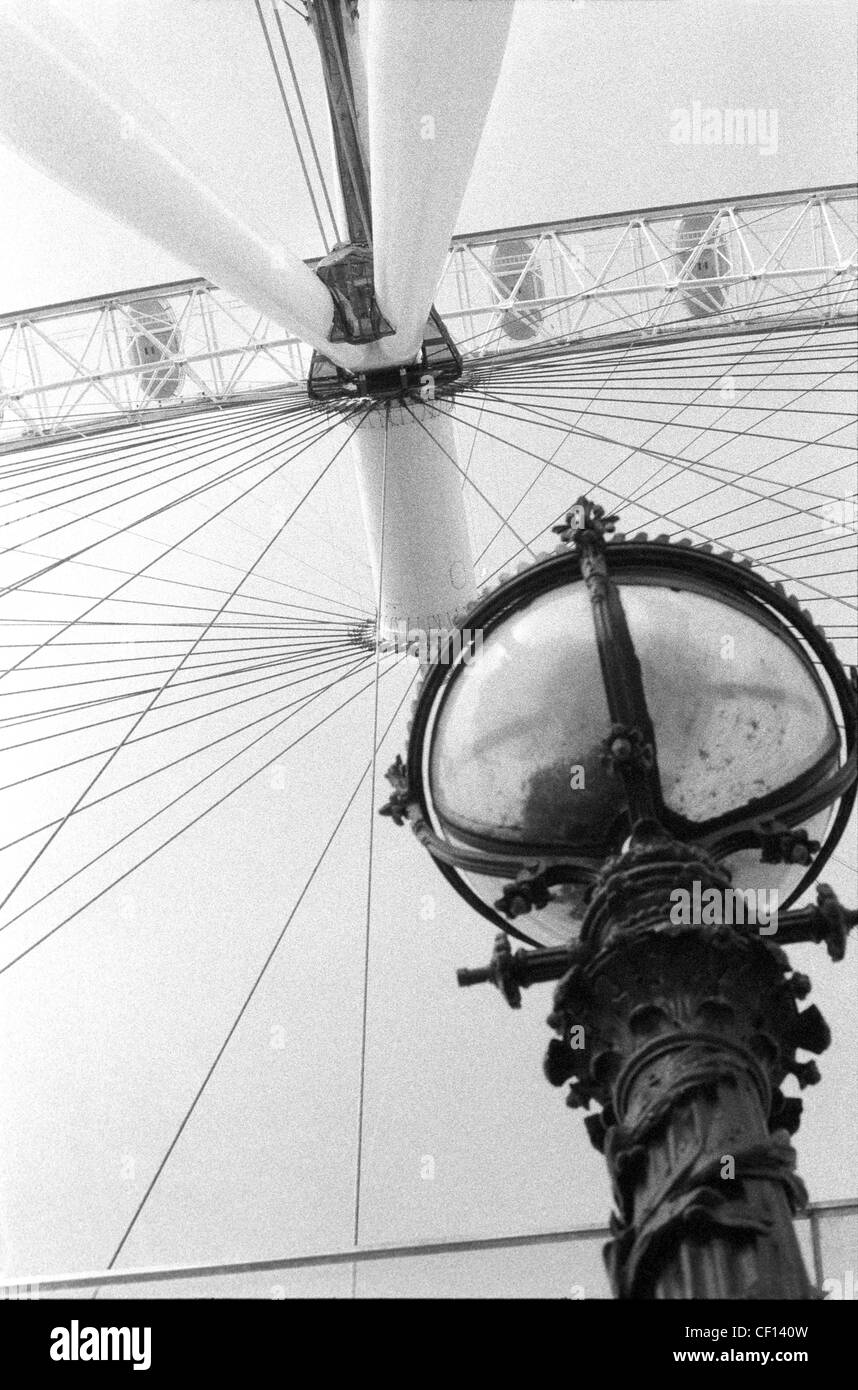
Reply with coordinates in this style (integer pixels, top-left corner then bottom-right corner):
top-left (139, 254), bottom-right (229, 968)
top-left (366, 0), bottom-right (515, 363)
top-left (352, 405), bottom-right (476, 640)
top-left (0, 1), bottom-right (342, 361)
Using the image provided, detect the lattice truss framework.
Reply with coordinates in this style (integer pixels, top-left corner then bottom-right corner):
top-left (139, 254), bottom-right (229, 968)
top-left (0, 186), bottom-right (854, 447)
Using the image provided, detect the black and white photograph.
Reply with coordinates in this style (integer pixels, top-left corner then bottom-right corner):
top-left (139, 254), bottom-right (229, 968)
top-left (0, 0), bottom-right (856, 1363)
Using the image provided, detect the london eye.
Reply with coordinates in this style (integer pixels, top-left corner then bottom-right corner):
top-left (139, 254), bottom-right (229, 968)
top-left (0, 0), bottom-right (855, 1302)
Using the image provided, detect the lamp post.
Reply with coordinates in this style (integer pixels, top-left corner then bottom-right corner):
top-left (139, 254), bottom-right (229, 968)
top-left (381, 497), bottom-right (857, 1300)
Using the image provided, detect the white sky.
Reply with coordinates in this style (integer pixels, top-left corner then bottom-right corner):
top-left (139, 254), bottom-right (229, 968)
top-left (0, 0), bottom-right (856, 1298)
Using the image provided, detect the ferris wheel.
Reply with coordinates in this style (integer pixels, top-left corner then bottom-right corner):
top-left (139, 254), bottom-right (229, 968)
top-left (0, 0), bottom-right (855, 1298)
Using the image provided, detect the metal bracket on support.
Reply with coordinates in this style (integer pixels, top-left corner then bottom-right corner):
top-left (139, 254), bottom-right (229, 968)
top-left (378, 754), bottom-right (411, 827)
top-left (456, 932), bottom-right (578, 1008)
top-left (772, 882), bottom-right (858, 962)
top-left (494, 866), bottom-right (554, 919)
top-left (601, 723), bottom-right (655, 776)
top-left (314, 243), bottom-right (395, 345)
top-left (552, 496), bottom-right (619, 548)
top-left (757, 823), bottom-right (821, 867)
top-left (307, 307), bottom-right (463, 402)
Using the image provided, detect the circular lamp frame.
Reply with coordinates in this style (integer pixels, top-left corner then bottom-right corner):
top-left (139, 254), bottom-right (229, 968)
top-left (403, 534), bottom-right (857, 946)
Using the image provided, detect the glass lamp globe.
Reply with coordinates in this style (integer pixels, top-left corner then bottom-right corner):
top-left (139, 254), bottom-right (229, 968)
top-left (407, 539), bottom-right (854, 948)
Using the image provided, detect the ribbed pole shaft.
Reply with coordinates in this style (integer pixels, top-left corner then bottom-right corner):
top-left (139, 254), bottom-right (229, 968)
top-left (612, 1021), bottom-right (813, 1299)
top-left (544, 835), bottom-right (825, 1300)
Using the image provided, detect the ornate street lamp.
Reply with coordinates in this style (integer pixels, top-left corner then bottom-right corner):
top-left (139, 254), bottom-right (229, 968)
top-left (381, 497), bottom-right (857, 1300)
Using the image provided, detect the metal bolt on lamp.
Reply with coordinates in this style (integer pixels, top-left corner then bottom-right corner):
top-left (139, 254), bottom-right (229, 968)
top-left (381, 496), bottom-right (857, 1299)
